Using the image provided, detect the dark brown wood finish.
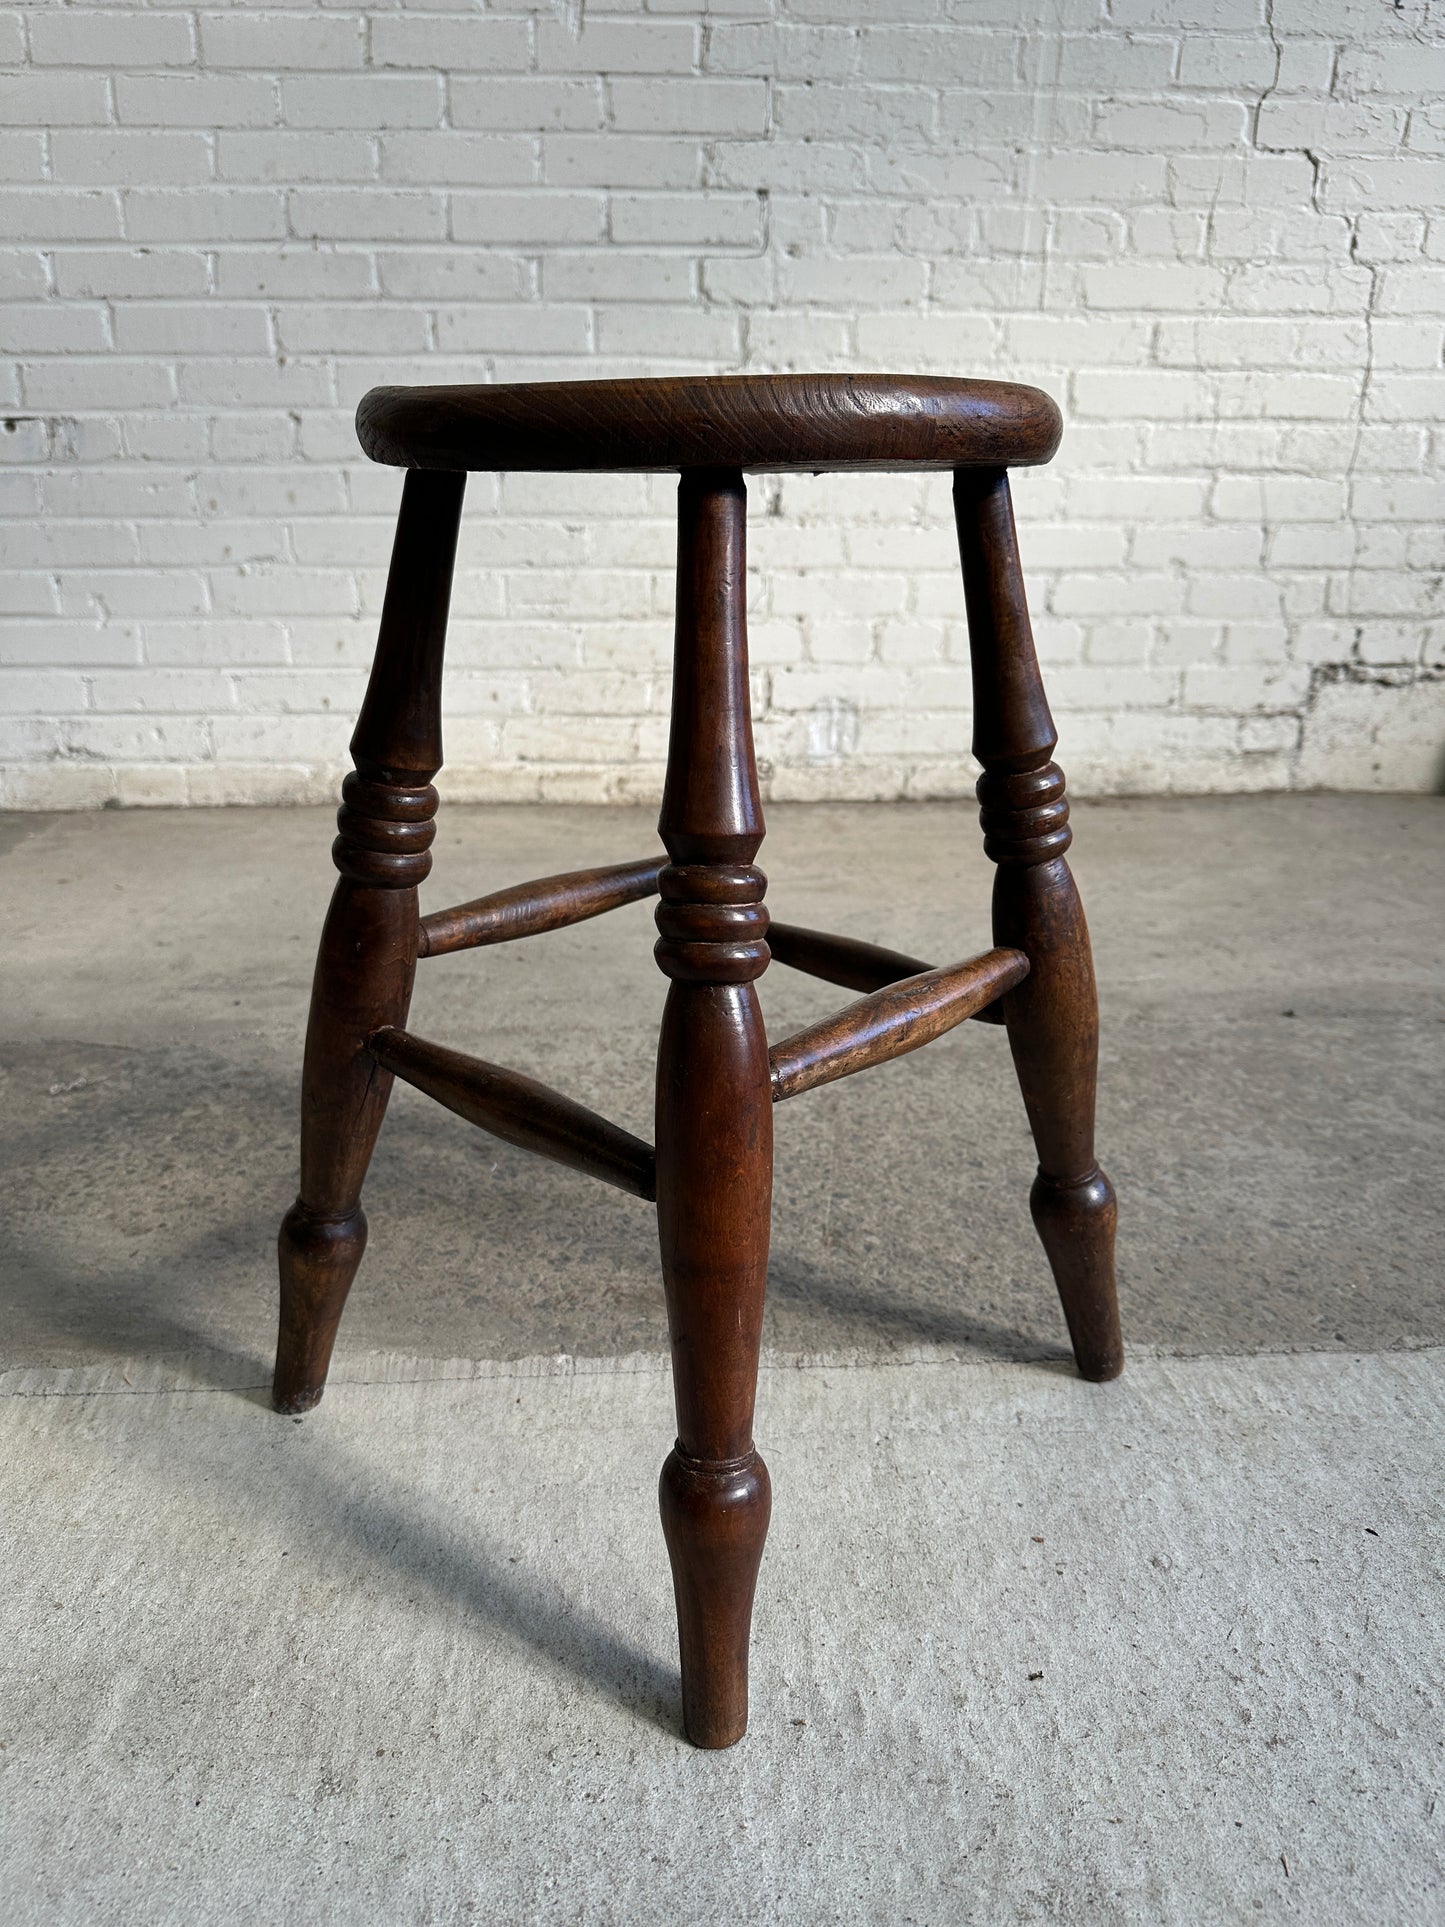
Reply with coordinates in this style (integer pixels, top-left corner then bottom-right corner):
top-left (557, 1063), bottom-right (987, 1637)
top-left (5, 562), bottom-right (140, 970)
top-left (418, 855), bottom-right (666, 957)
top-left (654, 467), bottom-right (773, 1750)
top-left (765, 919), bottom-right (1008, 1022)
top-left (769, 947), bottom-right (1029, 1103)
top-left (274, 370), bottom-right (1125, 1750)
top-left (953, 467), bottom-right (1123, 1383)
top-left (272, 467), bottom-right (466, 1415)
top-left (369, 1026), bottom-right (656, 1200)
top-left (765, 921), bottom-right (932, 992)
top-left (357, 373), bottom-right (1061, 475)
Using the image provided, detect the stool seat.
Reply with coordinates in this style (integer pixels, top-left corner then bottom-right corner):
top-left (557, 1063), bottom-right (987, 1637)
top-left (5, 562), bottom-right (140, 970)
top-left (356, 372), bottom-right (1062, 474)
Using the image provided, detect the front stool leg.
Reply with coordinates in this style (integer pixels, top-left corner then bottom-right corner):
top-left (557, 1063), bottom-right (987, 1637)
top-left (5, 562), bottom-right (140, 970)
top-left (654, 469), bottom-right (773, 1747)
top-left (274, 469), bottom-right (466, 1413)
top-left (954, 468), bottom-right (1123, 1381)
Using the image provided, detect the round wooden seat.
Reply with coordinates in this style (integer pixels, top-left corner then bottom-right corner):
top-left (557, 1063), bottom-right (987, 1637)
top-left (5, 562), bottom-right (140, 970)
top-left (356, 372), bottom-right (1061, 475)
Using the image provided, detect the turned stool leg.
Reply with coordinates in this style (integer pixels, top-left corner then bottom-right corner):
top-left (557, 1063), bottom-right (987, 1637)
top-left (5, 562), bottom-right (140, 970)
top-left (654, 469), bottom-right (773, 1747)
top-left (273, 469), bottom-right (466, 1414)
top-left (954, 468), bottom-right (1123, 1382)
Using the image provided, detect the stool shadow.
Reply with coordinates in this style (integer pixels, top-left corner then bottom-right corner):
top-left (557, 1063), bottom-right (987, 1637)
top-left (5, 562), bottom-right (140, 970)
top-left (766, 1247), bottom-right (1075, 1369)
top-left (261, 1416), bottom-right (683, 1741)
top-left (1, 1223), bottom-right (682, 1739)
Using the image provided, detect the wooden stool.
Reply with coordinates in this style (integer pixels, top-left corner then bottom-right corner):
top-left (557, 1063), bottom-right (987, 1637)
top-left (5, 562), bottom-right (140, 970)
top-left (273, 375), bottom-right (1122, 1749)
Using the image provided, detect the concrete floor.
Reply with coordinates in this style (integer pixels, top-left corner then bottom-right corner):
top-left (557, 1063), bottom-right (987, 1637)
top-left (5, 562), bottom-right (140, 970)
top-left (1, 795), bottom-right (1442, 1922)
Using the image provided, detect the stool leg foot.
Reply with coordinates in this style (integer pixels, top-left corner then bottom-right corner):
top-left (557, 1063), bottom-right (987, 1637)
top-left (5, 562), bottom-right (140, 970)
top-left (660, 1446), bottom-right (772, 1748)
top-left (654, 468), bottom-right (774, 1746)
top-left (994, 852), bottom-right (1122, 1381)
top-left (1031, 1169), bottom-right (1120, 1382)
top-left (272, 881), bottom-right (421, 1414)
top-left (275, 1202), bottom-right (367, 1415)
top-left (272, 469), bottom-right (465, 1415)
top-left (955, 467), bottom-right (1123, 1382)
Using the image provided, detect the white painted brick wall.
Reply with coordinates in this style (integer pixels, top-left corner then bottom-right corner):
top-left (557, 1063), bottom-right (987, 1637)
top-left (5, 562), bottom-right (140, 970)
top-left (1, 0), bottom-right (1443, 809)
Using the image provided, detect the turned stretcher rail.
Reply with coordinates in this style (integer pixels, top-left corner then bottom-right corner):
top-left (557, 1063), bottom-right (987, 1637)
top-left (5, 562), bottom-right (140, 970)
top-left (766, 919), bottom-right (1008, 1023)
top-left (418, 855), bottom-right (667, 958)
top-left (768, 946), bottom-right (1030, 1103)
top-left (368, 1026), bottom-right (657, 1200)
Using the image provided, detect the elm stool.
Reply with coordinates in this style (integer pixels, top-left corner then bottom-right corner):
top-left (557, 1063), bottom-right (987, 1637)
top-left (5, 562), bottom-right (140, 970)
top-left (272, 374), bottom-right (1122, 1750)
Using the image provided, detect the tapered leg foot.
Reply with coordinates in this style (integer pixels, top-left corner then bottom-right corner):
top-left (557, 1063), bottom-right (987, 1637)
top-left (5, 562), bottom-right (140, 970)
top-left (273, 1203), bottom-right (368, 1413)
top-left (1030, 1170), bottom-right (1121, 1381)
top-left (660, 1447), bottom-right (772, 1748)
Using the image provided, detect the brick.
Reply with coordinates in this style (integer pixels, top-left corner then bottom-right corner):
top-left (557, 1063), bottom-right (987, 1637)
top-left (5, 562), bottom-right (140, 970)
top-left (0, 74), bottom-right (111, 126)
top-left (1259, 99), bottom-right (1407, 154)
top-left (435, 306), bottom-right (591, 356)
top-left (20, 358), bottom-right (176, 411)
top-left (0, 671), bottom-right (90, 715)
top-left (452, 192), bottom-right (604, 246)
top-left (1094, 99), bottom-right (1249, 149)
top-left (111, 305), bottom-right (273, 357)
top-left (0, 190), bottom-right (122, 243)
top-left (0, 138), bottom-right (44, 194)
top-left (379, 134), bottom-right (536, 188)
top-left (612, 79), bottom-right (769, 135)
top-left (52, 132), bottom-right (214, 188)
top-left (1183, 665), bottom-right (1311, 710)
top-left (1378, 266), bottom-right (1445, 314)
top-left (544, 135), bottom-right (701, 189)
top-left (775, 82), bottom-right (934, 143)
top-left (218, 134), bottom-right (378, 186)
top-left (56, 250), bottom-right (211, 300)
top-left (536, 20), bottom-right (698, 75)
top-left (375, 251), bottom-right (526, 302)
top-left (1274, 41), bottom-right (1336, 93)
top-left (1110, 0), bottom-right (1263, 24)
top-left (30, 8), bottom-right (195, 67)
top-left (200, 13), bottom-right (365, 71)
top-left (289, 189), bottom-right (445, 243)
top-left (1030, 152), bottom-right (1169, 203)
top-left (610, 193), bottom-right (762, 248)
top-left (125, 188), bottom-right (286, 244)
top-left (371, 17), bottom-right (531, 72)
top-left (281, 76), bottom-right (443, 131)
top-left (116, 75), bottom-right (278, 129)
top-left (706, 24), bottom-right (860, 83)
top-left (88, 669), bottom-right (235, 714)
top-left (1322, 157), bottom-right (1445, 213)
top-left (1174, 33), bottom-right (1275, 90)
top-left (1052, 32), bottom-right (1177, 91)
top-left (542, 252), bottom-right (694, 303)
top-left (778, 256), bottom-right (927, 308)
top-left (0, 306), bottom-right (111, 354)
top-left (1336, 43), bottom-right (1445, 96)
top-left (179, 359), bottom-right (334, 408)
top-left (0, 251), bottom-right (50, 300)
top-left (1353, 212), bottom-right (1427, 262)
top-left (1363, 374), bottom-right (1445, 422)
top-left (453, 78), bottom-right (603, 135)
top-left (1081, 263), bottom-right (1227, 311)
top-left (596, 309), bottom-right (741, 361)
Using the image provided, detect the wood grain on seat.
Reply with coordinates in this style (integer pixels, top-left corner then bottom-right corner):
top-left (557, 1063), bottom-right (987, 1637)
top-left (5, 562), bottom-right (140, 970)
top-left (356, 372), bottom-right (1062, 474)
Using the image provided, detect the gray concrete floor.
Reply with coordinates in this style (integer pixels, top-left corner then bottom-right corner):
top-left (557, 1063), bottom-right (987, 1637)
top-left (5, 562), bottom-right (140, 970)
top-left (1, 796), bottom-right (1442, 1922)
